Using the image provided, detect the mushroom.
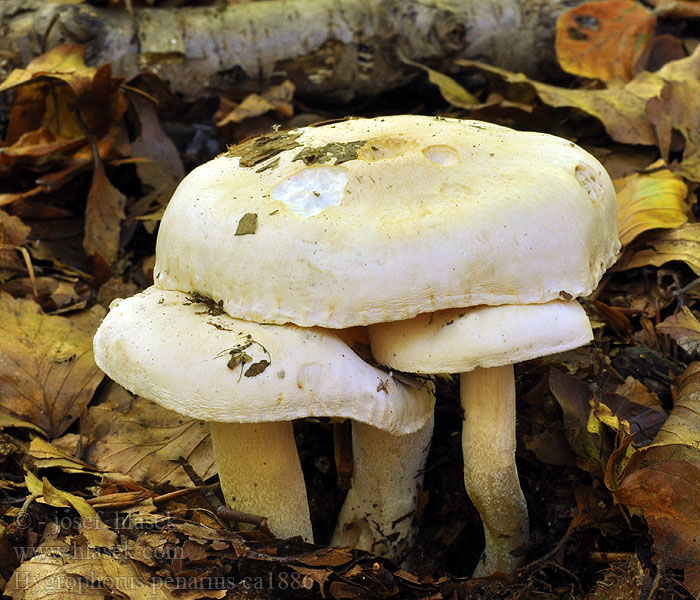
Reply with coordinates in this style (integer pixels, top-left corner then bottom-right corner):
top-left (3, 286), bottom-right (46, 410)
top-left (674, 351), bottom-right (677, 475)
top-left (368, 300), bottom-right (595, 575)
top-left (93, 287), bottom-right (434, 544)
top-left (150, 115), bottom-right (619, 563)
top-left (153, 115), bottom-right (619, 330)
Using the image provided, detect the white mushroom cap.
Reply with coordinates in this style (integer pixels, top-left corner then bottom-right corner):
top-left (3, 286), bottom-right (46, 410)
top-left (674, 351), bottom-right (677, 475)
top-left (93, 286), bottom-right (433, 433)
top-left (153, 115), bottom-right (619, 328)
top-left (368, 300), bottom-right (593, 374)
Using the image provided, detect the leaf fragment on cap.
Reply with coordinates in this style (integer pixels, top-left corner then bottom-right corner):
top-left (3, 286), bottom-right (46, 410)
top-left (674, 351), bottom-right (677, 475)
top-left (235, 212), bottom-right (258, 235)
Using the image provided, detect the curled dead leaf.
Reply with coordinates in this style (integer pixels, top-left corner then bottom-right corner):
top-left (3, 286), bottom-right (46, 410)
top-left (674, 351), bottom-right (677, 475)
top-left (614, 222), bottom-right (700, 275)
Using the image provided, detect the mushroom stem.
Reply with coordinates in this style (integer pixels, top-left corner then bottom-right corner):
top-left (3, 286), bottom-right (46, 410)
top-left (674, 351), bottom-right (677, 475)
top-left (209, 420), bottom-right (313, 541)
top-left (331, 414), bottom-right (434, 559)
top-left (460, 365), bottom-right (528, 576)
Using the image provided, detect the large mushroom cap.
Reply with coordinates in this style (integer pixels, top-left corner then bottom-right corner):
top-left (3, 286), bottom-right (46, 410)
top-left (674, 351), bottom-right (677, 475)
top-left (154, 115), bottom-right (620, 329)
top-left (368, 300), bottom-right (593, 374)
top-left (93, 287), bottom-right (433, 433)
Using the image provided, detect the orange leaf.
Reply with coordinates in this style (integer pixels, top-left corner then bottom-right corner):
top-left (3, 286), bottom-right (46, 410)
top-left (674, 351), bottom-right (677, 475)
top-left (556, 0), bottom-right (657, 82)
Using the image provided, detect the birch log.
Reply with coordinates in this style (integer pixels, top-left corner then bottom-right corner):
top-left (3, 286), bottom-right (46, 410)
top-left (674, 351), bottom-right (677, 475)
top-left (0, 0), bottom-right (572, 101)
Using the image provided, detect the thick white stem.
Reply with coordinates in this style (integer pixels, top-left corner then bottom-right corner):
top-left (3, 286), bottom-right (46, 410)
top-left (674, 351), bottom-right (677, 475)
top-left (460, 366), bottom-right (528, 576)
top-left (209, 421), bottom-right (313, 542)
top-left (331, 415), bottom-right (434, 559)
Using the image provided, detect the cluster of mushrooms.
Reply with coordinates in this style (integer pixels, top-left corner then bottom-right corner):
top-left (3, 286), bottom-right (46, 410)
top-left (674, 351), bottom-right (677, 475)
top-left (93, 115), bottom-right (620, 576)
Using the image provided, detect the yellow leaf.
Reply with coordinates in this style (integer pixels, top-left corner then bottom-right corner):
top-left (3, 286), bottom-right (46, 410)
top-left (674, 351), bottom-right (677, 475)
top-left (401, 55), bottom-right (479, 108)
top-left (616, 165), bottom-right (688, 246)
top-left (0, 44), bottom-right (97, 97)
top-left (28, 437), bottom-right (96, 474)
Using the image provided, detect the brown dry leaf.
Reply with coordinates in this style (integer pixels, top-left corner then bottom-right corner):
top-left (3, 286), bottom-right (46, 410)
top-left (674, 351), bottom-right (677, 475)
top-left (606, 362), bottom-right (700, 596)
top-left (0, 210), bottom-right (30, 283)
top-left (77, 382), bottom-right (215, 488)
top-left (83, 160), bottom-right (126, 266)
top-left (657, 306), bottom-right (700, 357)
top-left (217, 80), bottom-right (296, 127)
top-left (556, 0), bottom-right (656, 82)
top-left (457, 58), bottom-right (656, 145)
top-left (614, 222), bottom-right (700, 274)
top-left (126, 91), bottom-right (184, 194)
top-left (457, 45), bottom-right (700, 181)
top-left (616, 164), bottom-right (688, 246)
top-left (0, 293), bottom-right (104, 438)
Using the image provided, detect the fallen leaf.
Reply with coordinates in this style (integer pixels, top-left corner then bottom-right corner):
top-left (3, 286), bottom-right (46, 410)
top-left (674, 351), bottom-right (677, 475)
top-left (0, 293), bottom-right (104, 438)
top-left (615, 376), bottom-right (663, 410)
top-left (457, 45), bottom-right (700, 181)
top-left (556, 0), bottom-right (656, 82)
top-left (606, 362), bottom-right (700, 596)
top-left (76, 382), bottom-right (215, 488)
top-left (653, 362), bottom-right (700, 449)
top-left (457, 58), bottom-right (656, 145)
top-left (657, 306), bottom-right (700, 357)
top-left (125, 91), bottom-right (184, 198)
top-left (216, 80), bottom-right (296, 127)
top-left (399, 55), bottom-right (479, 109)
top-left (0, 210), bottom-right (30, 283)
top-left (83, 160), bottom-right (126, 266)
top-left (28, 437), bottom-right (97, 475)
top-left (0, 409), bottom-right (46, 435)
top-left (593, 391), bottom-right (666, 445)
top-left (0, 44), bottom-right (97, 98)
top-left (36, 476), bottom-right (117, 548)
top-left (614, 222), bottom-right (700, 274)
top-left (616, 165), bottom-right (688, 246)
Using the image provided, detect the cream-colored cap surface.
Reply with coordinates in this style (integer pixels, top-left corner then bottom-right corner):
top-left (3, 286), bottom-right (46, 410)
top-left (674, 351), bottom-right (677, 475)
top-left (154, 115), bottom-right (620, 328)
top-left (93, 287), bottom-right (433, 433)
top-left (368, 300), bottom-right (593, 374)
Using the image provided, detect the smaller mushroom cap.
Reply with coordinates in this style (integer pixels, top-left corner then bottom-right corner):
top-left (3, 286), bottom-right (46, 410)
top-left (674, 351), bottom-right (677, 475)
top-left (93, 287), bottom-right (433, 433)
top-left (368, 300), bottom-right (593, 374)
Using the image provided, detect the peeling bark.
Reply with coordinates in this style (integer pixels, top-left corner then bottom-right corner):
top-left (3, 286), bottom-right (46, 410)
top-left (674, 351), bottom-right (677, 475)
top-left (0, 0), bottom-right (574, 101)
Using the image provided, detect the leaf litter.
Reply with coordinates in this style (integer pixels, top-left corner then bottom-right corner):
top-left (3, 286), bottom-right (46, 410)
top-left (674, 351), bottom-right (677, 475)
top-left (4, 9), bottom-right (700, 600)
